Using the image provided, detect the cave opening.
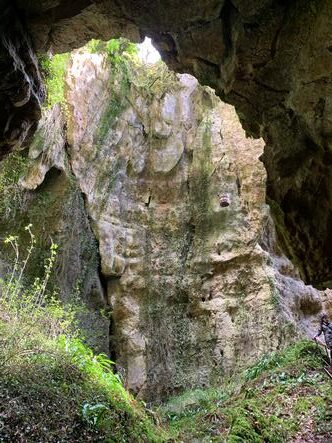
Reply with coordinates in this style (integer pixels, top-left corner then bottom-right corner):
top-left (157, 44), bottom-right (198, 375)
top-left (0, 6), bottom-right (332, 443)
top-left (4, 28), bottom-right (328, 401)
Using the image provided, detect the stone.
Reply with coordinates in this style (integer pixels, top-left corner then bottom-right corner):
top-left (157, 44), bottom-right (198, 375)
top-left (61, 52), bottom-right (331, 401)
top-left (0, 3), bottom-right (44, 158)
top-left (20, 105), bottom-right (66, 190)
top-left (1, 1), bottom-right (332, 287)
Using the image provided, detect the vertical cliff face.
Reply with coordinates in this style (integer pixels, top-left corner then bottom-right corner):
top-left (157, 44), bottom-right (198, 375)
top-left (62, 52), bottom-right (328, 400)
top-left (1, 2), bottom-right (332, 288)
top-left (6, 51), bottom-right (330, 402)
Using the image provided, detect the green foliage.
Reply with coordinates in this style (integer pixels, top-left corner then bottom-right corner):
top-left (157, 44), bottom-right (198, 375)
top-left (0, 154), bottom-right (105, 351)
top-left (245, 339), bottom-right (322, 381)
top-left (86, 37), bottom-right (138, 65)
top-left (82, 402), bottom-right (109, 426)
top-left (106, 38), bottom-right (138, 62)
top-left (0, 152), bottom-right (29, 219)
top-left (0, 230), bottom-right (165, 442)
top-left (40, 53), bottom-right (70, 107)
top-left (244, 352), bottom-right (283, 381)
top-left (0, 226), bottom-right (76, 365)
top-left (160, 340), bottom-right (332, 442)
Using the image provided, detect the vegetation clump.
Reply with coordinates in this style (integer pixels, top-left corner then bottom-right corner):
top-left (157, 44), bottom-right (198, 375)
top-left (40, 53), bottom-right (70, 108)
top-left (0, 152), bottom-right (29, 219)
top-left (160, 340), bottom-right (332, 442)
top-left (86, 37), bottom-right (138, 63)
top-left (0, 230), bottom-right (165, 442)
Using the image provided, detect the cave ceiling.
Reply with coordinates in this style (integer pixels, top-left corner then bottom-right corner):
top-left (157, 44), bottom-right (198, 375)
top-left (1, 0), bottom-right (332, 288)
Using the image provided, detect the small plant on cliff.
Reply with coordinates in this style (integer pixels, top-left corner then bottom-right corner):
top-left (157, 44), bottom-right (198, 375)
top-left (0, 152), bottom-right (29, 219)
top-left (87, 37), bottom-right (138, 63)
top-left (39, 53), bottom-right (70, 108)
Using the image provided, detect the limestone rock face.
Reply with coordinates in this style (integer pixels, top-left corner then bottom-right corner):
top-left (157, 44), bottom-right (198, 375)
top-left (1, 45), bottom-right (329, 400)
top-left (61, 53), bottom-right (329, 401)
top-left (20, 105), bottom-right (66, 190)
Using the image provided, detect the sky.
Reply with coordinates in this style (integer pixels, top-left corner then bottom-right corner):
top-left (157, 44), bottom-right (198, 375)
top-left (137, 38), bottom-right (161, 64)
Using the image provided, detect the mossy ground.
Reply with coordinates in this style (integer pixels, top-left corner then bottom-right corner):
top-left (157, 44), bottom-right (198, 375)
top-left (0, 311), bottom-right (166, 443)
top-left (159, 340), bottom-right (332, 442)
top-left (1, 324), bottom-right (330, 442)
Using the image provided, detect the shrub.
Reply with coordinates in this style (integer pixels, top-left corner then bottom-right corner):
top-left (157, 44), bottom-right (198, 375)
top-left (86, 37), bottom-right (138, 65)
top-left (0, 228), bottom-right (165, 442)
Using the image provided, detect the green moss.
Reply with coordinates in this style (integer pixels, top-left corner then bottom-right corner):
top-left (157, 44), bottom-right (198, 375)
top-left (267, 275), bottom-right (280, 309)
top-left (226, 407), bottom-right (263, 443)
top-left (0, 152), bottom-right (30, 220)
top-left (190, 117), bottom-right (215, 251)
top-left (92, 56), bottom-right (132, 150)
top-left (160, 340), bottom-right (331, 442)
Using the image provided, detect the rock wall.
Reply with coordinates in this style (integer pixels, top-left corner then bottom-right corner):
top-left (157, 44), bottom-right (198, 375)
top-left (2, 0), bottom-right (332, 288)
top-left (14, 51), bottom-right (329, 401)
top-left (2, 50), bottom-right (331, 401)
top-left (0, 104), bottom-right (109, 354)
top-left (0, 2), bottom-right (44, 158)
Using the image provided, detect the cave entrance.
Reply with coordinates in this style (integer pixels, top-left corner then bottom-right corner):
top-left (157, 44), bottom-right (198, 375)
top-left (137, 37), bottom-right (161, 64)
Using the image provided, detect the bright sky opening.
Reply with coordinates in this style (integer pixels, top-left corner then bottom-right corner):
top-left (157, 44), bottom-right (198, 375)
top-left (137, 37), bottom-right (161, 64)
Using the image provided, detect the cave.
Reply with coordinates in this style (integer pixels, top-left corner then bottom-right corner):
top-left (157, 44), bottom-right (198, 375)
top-left (1, 2), bottom-right (332, 439)
top-left (1, 0), bottom-right (332, 288)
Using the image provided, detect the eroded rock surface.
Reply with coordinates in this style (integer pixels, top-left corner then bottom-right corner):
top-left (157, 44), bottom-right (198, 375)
top-left (0, 3), bottom-right (44, 158)
top-left (33, 52), bottom-right (326, 401)
top-left (0, 37), bottom-right (330, 399)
